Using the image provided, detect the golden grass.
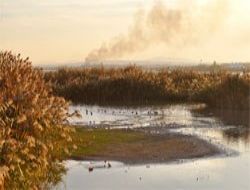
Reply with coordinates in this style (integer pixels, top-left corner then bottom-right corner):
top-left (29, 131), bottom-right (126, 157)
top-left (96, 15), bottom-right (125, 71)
top-left (45, 66), bottom-right (250, 109)
top-left (0, 51), bottom-right (75, 189)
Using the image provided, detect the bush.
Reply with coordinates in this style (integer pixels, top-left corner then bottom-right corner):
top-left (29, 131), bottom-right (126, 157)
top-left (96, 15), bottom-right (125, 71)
top-left (0, 51), bottom-right (75, 189)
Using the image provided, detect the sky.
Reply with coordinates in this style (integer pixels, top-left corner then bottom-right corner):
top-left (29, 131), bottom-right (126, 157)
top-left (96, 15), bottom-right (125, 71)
top-left (0, 0), bottom-right (250, 65)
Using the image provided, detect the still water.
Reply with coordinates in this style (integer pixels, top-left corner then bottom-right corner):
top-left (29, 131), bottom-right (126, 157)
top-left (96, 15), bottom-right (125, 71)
top-left (56, 104), bottom-right (250, 190)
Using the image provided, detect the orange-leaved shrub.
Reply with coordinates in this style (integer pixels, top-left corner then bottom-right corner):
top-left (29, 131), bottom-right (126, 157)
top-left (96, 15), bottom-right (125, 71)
top-left (0, 51), bottom-right (75, 189)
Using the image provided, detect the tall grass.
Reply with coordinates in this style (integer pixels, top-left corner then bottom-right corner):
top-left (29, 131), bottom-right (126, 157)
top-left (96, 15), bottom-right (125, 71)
top-left (0, 52), bottom-right (75, 189)
top-left (45, 66), bottom-right (250, 109)
top-left (199, 75), bottom-right (250, 109)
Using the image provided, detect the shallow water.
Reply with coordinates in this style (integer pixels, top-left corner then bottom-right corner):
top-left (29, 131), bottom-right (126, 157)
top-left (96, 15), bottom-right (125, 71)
top-left (68, 104), bottom-right (221, 128)
top-left (56, 104), bottom-right (250, 190)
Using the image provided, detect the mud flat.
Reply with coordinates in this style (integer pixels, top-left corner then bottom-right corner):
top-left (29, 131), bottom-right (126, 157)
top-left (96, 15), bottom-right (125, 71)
top-left (69, 127), bottom-right (222, 164)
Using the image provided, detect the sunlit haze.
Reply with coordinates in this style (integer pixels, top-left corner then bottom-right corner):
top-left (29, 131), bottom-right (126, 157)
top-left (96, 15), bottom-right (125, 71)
top-left (0, 0), bottom-right (250, 65)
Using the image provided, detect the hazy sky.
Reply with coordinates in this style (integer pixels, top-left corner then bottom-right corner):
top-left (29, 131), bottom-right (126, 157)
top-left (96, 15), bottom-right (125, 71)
top-left (0, 0), bottom-right (250, 65)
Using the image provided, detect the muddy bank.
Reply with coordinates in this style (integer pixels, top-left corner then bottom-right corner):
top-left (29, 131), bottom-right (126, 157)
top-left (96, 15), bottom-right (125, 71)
top-left (70, 127), bottom-right (222, 164)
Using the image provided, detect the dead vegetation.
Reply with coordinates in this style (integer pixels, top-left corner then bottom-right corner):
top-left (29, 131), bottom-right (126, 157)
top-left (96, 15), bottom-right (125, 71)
top-left (45, 66), bottom-right (250, 109)
top-left (0, 51), bottom-right (75, 189)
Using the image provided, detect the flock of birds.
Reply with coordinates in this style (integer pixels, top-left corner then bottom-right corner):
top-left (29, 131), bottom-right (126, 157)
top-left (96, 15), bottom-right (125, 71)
top-left (85, 108), bottom-right (160, 116)
top-left (71, 107), bottom-right (193, 129)
top-left (84, 108), bottom-right (162, 173)
top-left (84, 108), bottom-right (163, 127)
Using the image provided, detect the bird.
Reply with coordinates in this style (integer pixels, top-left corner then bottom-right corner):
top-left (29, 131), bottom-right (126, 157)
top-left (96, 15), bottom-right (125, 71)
top-left (107, 162), bottom-right (112, 168)
top-left (88, 166), bottom-right (94, 172)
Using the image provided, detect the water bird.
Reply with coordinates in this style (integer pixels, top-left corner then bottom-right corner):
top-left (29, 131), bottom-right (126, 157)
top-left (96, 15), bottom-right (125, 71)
top-left (88, 166), bottom-right (94, 172)
top-left (107, 162), bottom-right (112, 168)
top-left (154, 111), bottom-right (158, 115)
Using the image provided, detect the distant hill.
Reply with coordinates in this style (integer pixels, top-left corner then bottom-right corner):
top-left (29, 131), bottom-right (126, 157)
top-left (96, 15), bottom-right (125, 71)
top-left (37, 60), bottom-right (250, 73)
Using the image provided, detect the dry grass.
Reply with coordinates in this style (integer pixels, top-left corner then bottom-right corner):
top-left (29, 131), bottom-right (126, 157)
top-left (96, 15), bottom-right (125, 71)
top-left (0, 51), bottom-right (75, 189)
top-left (45, 66), bottom-right (250, 109)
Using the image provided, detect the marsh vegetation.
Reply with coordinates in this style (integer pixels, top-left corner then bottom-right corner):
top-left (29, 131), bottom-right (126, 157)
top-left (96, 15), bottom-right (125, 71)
top-left (45, 66), bottom-right (250, 110)
top-left (0, 52), bottom-right (75, 189)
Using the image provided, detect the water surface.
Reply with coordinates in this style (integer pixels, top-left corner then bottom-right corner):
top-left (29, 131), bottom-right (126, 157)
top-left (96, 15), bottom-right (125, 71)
top-left (56, 104), bottom-right (250, 190)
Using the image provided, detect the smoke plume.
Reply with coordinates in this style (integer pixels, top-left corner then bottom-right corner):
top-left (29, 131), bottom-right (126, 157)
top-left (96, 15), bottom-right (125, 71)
top-left (85, 0), bottom-right (229, 62)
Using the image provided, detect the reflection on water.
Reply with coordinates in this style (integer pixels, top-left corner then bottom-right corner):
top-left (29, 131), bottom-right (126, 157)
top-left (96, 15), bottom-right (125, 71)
top-left (57, 154), bottom-right (250, 190)
top-left (223, 128), bottom-right (250, 146)
top-left (193, 108), bottom-right (250, 127)
top-left (56, 104), bottom-right (250, 190)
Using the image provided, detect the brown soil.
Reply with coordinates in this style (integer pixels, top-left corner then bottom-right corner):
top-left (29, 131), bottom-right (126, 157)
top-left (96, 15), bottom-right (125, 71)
top-left (71, 130), bottom-right (221, 164)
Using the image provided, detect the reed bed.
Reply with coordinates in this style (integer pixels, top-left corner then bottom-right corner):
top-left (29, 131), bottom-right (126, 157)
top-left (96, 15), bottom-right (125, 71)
top-left (0, 52), bottom-right (75, 189)
top-left (45, 66), bottom-right (250, 109)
